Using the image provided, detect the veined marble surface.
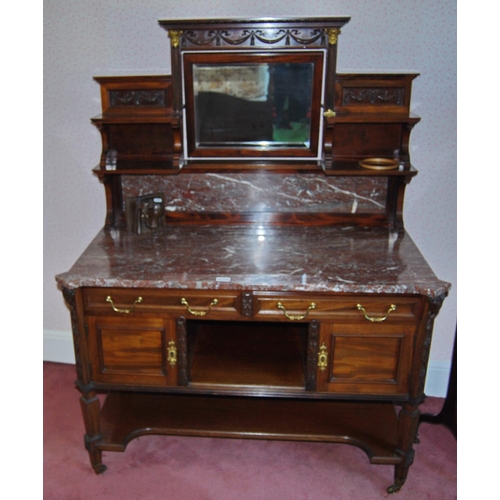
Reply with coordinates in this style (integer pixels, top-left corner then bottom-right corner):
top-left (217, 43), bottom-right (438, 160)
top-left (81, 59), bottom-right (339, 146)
top-left (122, 173), bottom-right (387, 214)
top-left (56, 225), bottom-right (450, 297)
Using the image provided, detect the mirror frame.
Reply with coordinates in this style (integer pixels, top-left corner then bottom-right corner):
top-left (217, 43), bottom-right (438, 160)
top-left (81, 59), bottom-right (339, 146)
top-left (182, 51), bottom-right (326, 161)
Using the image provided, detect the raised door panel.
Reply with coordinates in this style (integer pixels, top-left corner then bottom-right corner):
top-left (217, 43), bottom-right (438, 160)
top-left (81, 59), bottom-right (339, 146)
top-left (317, 322), bottom-right (416, 396)
top-left (87, 315), bottom-right (178, 386)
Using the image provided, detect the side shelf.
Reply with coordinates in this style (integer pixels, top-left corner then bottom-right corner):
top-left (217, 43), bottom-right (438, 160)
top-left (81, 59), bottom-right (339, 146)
top-left (91, 75), bottom-right (182, 174)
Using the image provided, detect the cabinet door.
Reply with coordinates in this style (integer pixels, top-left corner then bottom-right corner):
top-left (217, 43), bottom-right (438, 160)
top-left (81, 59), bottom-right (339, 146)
top-left (87, 315), bottom-right (178, 386)
top-left (316, 321), bottom-right (415, 396)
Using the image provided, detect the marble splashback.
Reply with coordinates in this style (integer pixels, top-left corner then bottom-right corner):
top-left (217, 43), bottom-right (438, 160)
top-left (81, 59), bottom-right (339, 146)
top-left (121, 173), bottom-right (387, 214)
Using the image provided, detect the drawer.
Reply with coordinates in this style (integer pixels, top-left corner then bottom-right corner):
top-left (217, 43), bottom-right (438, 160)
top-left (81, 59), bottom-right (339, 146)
top-left (83, 287), bottom-right (241, 318)
top-left (254, 292), bottom-right (423, 322)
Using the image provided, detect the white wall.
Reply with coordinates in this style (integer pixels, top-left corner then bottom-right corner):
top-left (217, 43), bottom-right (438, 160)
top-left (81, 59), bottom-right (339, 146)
top-left (44, 0), bottom-right (456, 396)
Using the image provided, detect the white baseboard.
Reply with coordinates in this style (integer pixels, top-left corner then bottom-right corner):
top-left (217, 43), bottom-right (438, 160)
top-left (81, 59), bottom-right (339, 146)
top-left (43, 329), bottom-right (75, 364)
top-left (424, 360), bottom-right (452, 398)
top-left (43, 329), bottom-right (451, 397)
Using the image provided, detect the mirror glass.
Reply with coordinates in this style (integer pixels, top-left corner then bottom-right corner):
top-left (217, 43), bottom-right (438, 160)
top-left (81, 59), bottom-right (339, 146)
top-left (193, 62), bottom-right (313, 146)
top-left (183, 52), bottom-right (325, 159)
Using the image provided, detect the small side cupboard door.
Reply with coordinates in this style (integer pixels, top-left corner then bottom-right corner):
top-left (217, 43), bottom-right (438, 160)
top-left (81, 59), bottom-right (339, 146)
top-left (86, 316), bottom-right (178, 387)
top-left (316, 321), bottom-right (416, 396)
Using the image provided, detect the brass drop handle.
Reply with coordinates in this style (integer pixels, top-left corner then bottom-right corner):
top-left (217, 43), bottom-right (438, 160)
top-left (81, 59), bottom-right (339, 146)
top-left (181, 297), bottom-right (218, 316)
top-left (356, 303), bottom-right (397, 322)
top-left (277, 302), bottom-right (317, 321)
top-left (106, 295), bottom-right (143, 314)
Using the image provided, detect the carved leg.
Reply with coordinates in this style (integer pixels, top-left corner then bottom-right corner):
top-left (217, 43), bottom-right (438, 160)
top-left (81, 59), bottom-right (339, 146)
top-left (62, 288), bottom-right (106, 473)
top-left (79, 388), bottom-right (107, 474)
top-left (387, 402), bottom-right (420, 494)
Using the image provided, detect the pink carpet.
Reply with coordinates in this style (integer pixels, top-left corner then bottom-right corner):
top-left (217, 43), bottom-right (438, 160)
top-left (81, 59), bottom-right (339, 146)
top-left (44, 361), bottom-right (456, 499)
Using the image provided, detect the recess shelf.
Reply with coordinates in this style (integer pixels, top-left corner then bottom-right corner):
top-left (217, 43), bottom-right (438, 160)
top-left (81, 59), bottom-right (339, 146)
top-left (188, 321), bottom-right (308, 390)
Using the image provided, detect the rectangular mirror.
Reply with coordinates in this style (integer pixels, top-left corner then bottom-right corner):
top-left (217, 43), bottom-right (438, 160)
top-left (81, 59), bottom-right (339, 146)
top-left (182, 51), bottom-right (326, 161)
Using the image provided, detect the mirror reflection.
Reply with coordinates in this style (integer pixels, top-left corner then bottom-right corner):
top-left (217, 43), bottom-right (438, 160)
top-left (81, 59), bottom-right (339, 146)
top-left (193, 62), bottom-right (314, 147)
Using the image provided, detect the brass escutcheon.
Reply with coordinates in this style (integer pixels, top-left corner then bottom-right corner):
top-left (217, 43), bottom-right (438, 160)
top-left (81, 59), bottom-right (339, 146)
top-left (167, 340), bottom-right (177, 367)
top-left (318, 343), bottom-right (328, 371)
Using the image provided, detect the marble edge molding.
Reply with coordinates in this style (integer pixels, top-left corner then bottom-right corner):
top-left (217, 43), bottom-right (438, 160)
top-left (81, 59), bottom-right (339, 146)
top-left (55, 273), bottom-right (451, 298)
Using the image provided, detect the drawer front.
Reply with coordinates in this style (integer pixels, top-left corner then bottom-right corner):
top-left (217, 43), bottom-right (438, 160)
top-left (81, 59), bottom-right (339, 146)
top-left (254, 292), bottom-right (422, 322)
top-left (83, 287), bottom-right (241, 318)
top-left (316, 321), bottom-right (416, 396)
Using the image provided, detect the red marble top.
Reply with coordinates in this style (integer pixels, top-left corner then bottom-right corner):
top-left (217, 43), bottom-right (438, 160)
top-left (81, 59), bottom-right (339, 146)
top-left (56, 224), bottom-right (450, 298)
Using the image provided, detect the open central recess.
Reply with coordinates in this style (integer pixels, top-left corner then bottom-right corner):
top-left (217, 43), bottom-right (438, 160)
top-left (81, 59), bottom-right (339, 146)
top-left (187, 320), bottom-right (308, 390)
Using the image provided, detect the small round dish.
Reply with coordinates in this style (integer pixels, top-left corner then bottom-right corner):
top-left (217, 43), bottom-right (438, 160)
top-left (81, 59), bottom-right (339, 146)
top-left (359, 158), bottom-right (399, 171)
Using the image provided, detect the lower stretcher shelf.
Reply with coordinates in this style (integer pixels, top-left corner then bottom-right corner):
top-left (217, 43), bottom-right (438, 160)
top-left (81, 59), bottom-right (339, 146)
top-left (98, 392), bottom-right (401, 465)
